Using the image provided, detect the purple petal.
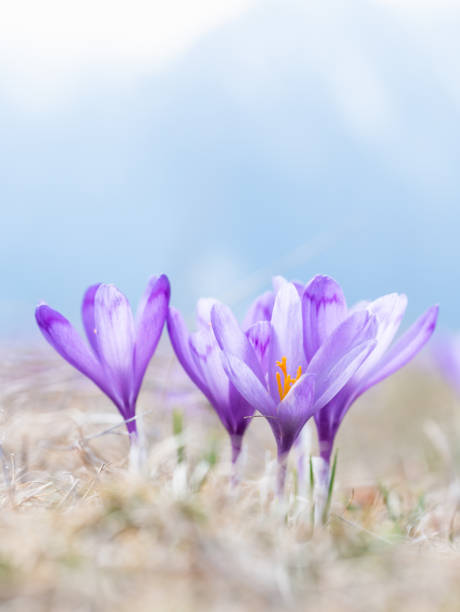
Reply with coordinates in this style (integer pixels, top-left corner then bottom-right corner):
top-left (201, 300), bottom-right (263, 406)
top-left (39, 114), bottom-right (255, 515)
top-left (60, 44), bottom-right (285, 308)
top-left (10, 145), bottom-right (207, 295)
top-left (35, 304), bottom-right (114, 402)
top-left (272, 276), bottom-right (304, 296)
top-left (307, 310), bottom-right (378, 410)
top-left (272, 275), bottom-right (289, 293)
top-left (228, 385), bottom-right (255, 436)
top-left (246, 321), bottom-right (272, 374)
top-left (279, 372), bottom-right (316, 420)
top-left (292, 281), bottom-right (305, 296)
top-left (169, 309), bottom-right (252, 436)
top-left (135, 275), bottom-right (158, 320)
top-left (356, 304), bottom-right (439, 397)
top-left (349, 299), bottom-right (370, 313)
top-left (81, 283), bottom-right (101, 356)
top-left (189, 327), bottom-right (253, 435)
top-left (275, 373), bottom-right (316, 455)
top-left (133, 275), bottom-right (170, 397)
top-left (167, 306), bottom-right (208, 393)
top-left (196, 297), bottom-right (219, 328)
top-left (242, 291), bottom-right (275, 329)
top-left (268, 282), bottom-right (305, 398)
top-left (221, 352), bottom-right (277, 417)
top-left (189, 327), bottom-right (230, 408)
top-left (211, 302), bottom-right (264, 382)
top-left (357, 293), bottom-right (408, 378)
top-left (302, 275), bottom-right (347, 361)
top-left (314, 402), bottom-right (340, 464)
top-left (94, 284), bottom-right (136, 408)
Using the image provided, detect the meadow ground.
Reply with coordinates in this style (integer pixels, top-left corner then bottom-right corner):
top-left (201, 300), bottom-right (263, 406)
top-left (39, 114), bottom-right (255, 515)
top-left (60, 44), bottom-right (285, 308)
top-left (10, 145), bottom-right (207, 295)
top-left (0, 344), bottom-right (459, 611)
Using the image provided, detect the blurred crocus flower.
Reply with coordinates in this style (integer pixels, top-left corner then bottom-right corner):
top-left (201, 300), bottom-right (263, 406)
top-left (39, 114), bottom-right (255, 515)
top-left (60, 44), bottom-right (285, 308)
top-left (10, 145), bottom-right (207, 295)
top-left (35, 276), bottom-right (170, 459)
top-left (211, 281), bottom-right (379, 493)
top-left (432, 334), bottom-right (460, 394)
top-left (167, 299), bottom-right (256, 470)
top-left (307, 276), bottom-right (438, 492)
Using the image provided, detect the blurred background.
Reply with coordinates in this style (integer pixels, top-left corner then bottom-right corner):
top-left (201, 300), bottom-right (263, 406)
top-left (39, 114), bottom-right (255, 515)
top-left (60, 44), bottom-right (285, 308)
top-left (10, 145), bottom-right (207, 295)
top-left (1, 0), bottom-right (459, 339)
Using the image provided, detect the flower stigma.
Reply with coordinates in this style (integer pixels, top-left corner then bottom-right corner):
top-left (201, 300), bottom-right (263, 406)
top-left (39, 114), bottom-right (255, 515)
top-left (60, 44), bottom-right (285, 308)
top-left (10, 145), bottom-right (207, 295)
top-left (276, 356), bottom-right (302, 400)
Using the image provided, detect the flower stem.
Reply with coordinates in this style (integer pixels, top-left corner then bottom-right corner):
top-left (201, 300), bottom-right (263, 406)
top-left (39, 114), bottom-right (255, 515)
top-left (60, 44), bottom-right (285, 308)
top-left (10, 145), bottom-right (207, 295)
top-left (312, 456), bottom-right (330, 526)
top-left (230, 434), bottom-right (242, 487)
top-left (319, 437), bottom-right (333, 465)
top-left (312, 450), bottom-right (338, 526)
top-left (277, 452), bottom-right (288, 497)
top-left (128, 417), bottom-right (146, 475)
top-left (295, 425), bottom-right (313, 496)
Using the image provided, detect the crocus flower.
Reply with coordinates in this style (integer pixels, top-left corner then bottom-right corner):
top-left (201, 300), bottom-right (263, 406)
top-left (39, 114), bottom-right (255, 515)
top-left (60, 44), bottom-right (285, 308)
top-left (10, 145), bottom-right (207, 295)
top-left (307, 275), bottom-right (438, 491)
top-left (167, 299), bottom-right (256, 469)
top-left (35, 276), bottom-right (170, 453)
top-left (211, 281), bottom-right (379, 493)
top-left (432, 334), bottom-right (460, 394)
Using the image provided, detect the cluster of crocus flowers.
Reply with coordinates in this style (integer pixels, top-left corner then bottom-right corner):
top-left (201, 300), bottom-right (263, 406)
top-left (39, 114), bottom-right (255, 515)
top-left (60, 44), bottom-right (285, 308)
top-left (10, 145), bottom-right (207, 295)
top-left (210, 281), bottom-right (379, 492)
top-left (35, 272), bottom-right (438, 501)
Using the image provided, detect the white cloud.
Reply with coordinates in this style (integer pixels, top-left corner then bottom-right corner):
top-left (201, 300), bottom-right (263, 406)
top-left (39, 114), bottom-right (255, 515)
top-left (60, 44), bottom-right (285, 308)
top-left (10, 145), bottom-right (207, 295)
top-left (2, 0), bottom-right (460, 194)
top-left (0, 0), bottom-right (254, 110)
top-left (381, 0), bottom-right (459, 12)
top-left (214, 0), bottom-right (460, 191)
top-left (379, 0), bottom-right (460, 109)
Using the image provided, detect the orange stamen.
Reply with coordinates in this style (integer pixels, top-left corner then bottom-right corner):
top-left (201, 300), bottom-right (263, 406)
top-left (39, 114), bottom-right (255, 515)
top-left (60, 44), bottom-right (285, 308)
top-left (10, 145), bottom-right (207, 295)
top-left (275, 356), bottom-right (302, 400)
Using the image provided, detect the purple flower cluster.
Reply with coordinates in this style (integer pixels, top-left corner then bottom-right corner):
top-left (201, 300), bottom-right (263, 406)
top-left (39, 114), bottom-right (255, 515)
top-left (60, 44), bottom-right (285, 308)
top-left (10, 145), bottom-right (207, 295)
top-left (36, 273), bottom-right (438, 492)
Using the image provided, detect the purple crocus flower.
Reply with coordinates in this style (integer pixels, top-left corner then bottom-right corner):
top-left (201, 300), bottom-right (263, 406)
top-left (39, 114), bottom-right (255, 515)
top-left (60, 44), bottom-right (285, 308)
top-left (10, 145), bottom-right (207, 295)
top-left (306, 275), bottom-right (438, 482)
top-left (35, 276), bottom-right (170, 449)
top-left (432, 334), bottom-right (460, 394)
top-left (211, 281), bottom-right (379, 493)
top-left (167, 299), bottom-right (256, 468)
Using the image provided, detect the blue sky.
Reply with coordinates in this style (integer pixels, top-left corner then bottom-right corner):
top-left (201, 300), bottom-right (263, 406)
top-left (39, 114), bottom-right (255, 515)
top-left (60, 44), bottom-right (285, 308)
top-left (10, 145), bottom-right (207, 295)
top-left (1, 0), bottom-right (459, 338)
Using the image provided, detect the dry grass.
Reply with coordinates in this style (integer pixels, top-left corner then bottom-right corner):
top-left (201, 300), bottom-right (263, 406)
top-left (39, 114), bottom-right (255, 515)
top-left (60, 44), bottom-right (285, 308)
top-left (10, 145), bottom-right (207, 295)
top-left (0, 344), bottom-right (459, 611)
